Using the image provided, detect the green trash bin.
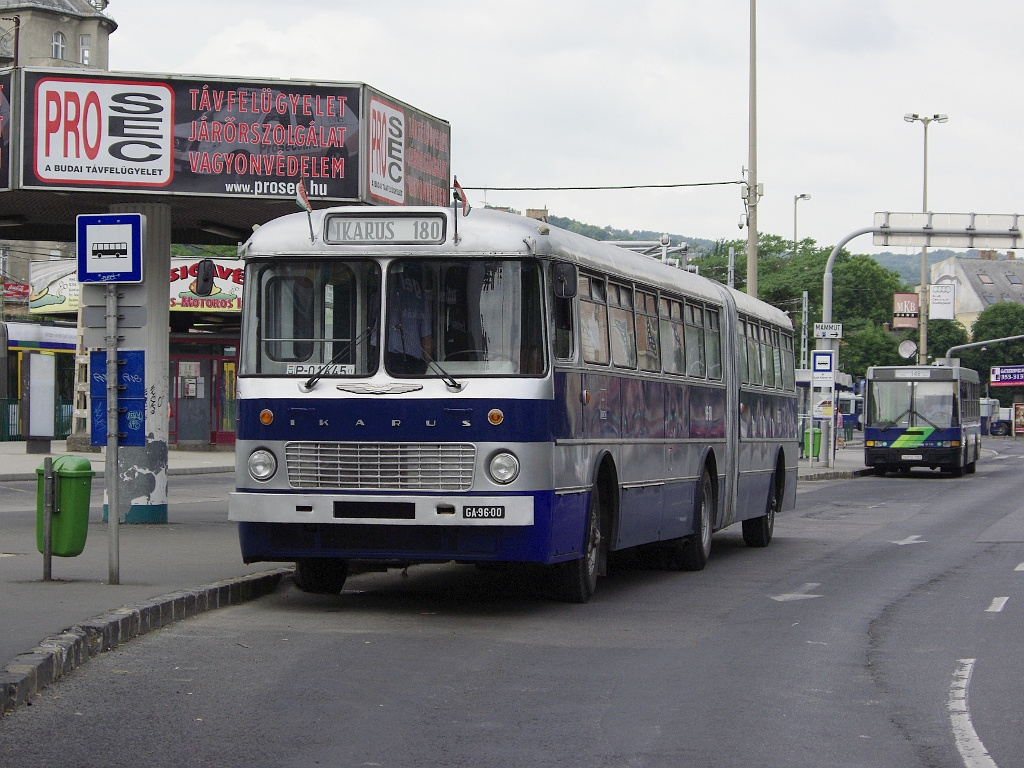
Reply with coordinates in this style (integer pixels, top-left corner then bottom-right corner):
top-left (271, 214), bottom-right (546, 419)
top-left (36, 456), bottom-right (95, 557)
top-left (803, 428), bottom-right (822, 459)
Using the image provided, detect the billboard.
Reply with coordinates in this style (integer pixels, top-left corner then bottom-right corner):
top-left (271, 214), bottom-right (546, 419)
top-left (18, 69), bottom-right (450, 206)
top-left (30, 257), bottom-right (243, 315)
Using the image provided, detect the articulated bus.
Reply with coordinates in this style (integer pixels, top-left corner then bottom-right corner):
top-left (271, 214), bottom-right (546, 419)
top-left (864, 365), bottom-right (981, 477)
top-left (228, 206), bottom-right (799, 602)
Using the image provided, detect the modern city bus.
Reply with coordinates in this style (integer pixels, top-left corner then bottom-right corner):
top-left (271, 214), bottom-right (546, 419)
top-left (228, 206), bottom-right (799, 602)
top-left (863, 364), bottom-right (981, 476)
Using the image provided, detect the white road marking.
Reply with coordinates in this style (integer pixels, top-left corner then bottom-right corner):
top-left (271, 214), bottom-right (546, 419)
top-left (891, 535), bottom-right (927, 546)
top-left (985, 597), bottom-right (1009, 613)
top-left (771, 582), bottom-right (822, 601)
top-left (949, 659), bottom-right (998, 768)
top-left (1014, 562), bottom-right (1024, 572)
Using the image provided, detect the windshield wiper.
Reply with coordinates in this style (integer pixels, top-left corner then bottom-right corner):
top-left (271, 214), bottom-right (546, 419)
top-left (302, 326), bottom-right (374, 391)
top-left (877, 408), bottom-right (912, 430)
top-left (390, 321), bottom-right (464, 391)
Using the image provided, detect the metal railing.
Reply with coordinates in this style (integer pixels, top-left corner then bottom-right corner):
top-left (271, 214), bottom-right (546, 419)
top-left (0, 398), bottom-right (75, 441)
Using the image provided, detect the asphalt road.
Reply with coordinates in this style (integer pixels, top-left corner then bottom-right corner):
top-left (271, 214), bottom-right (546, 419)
top-left (1, 439), bottom-right (1023, 767)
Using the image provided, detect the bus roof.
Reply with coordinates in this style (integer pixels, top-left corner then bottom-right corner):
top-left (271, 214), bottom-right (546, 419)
top-left (243, 205), bottom-right (792, 330)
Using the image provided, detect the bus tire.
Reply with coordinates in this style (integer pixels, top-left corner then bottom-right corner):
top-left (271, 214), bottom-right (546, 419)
top-left (966, 460), bottom-right (977, 474)
top-left (672, 468), bottom-right (714, 571)
top-left (294, 558), bottom-right (350, 594)
top-left (743, 472), bottom-right (779, 548)
top-left (551, 485), bottom-right (602, 603)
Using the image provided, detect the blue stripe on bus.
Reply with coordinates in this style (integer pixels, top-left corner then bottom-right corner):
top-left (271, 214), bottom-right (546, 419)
top-left (237, 372), bottom-right (731, 443)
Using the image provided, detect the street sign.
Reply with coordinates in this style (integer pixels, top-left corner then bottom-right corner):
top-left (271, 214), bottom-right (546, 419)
top-left (90, 350), bottom-right (146, 446)
top-left (991, 365), bottom-right (1024, 387)
top-left (813, 322), bottom-right (843, 339)
top-left (930, 283), bottom-right (956, 320)
top-left (76, 213), bottom-right (145, 284)
top-left (873, 211), bottom-right (1023, 249)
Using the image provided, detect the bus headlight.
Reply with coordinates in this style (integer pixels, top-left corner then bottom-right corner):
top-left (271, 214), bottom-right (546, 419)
top-left (248, 449), bottom-right (278, 482)
top-left (488, 451), bottom-right (520, 484)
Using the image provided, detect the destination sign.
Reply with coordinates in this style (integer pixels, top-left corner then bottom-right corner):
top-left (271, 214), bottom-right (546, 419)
top-left (325, 214), bottom-right (446, 245)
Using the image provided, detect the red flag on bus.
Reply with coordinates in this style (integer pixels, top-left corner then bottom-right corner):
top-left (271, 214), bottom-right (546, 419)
top-left (295, 178), bottom-right (313, 213)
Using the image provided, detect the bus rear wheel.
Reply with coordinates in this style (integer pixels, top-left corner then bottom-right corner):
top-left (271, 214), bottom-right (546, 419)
top-left (551, 486), bottom-right (602, 603)
top-left (294, 558), bottom-right (350, 594)
top-left (743, 472), bottom-right (778, 548)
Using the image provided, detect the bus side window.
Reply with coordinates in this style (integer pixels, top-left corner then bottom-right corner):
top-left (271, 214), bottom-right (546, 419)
top-left (608, 282), bottom-right (637, 369)
top-left (705, 308), bottom-right (722, 380)
top-left (738, 318), bottom-right (749, 383)
top-left (637, 290), bottom-right (660, 372)
top-left (684, 303), bottom-right (705, 378)
top-left (579, 274), bottom-right (610, 365)
top-left (660, 297), bottom-right (685, 374)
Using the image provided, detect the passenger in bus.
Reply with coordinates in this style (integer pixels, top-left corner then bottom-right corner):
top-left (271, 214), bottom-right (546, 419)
top-left (386, 265), bottom-right (434, 375)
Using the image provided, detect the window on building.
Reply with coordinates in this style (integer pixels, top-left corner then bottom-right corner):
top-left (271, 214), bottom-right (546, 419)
top-left (1007, 274), bottom-right (1022, 285)
top-left (978, 273), bottom-right (994, 284)
top-left (80, 35), bottom-right (91, 65)
top-left (983, 295), bottom-right (997, 305)
top-left (52, 31), bottom-right (67, 60)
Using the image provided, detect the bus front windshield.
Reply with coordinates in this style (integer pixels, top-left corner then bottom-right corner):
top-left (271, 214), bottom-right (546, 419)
top-left (868, 380), bottom-right (957, 429)
top-left (385, 259), bottom-right (545, 377)
top-left (242, 257), bottom-right (545, 378)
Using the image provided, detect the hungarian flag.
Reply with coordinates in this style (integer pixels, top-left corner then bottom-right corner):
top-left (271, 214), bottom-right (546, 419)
top-left (295, 178), bottom-right (313, 212)
top-left (453, 176), bottom-right (471, 215)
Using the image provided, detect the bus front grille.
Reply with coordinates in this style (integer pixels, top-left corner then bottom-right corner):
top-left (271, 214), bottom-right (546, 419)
top-left (285, 442), bottom-right (477, 491)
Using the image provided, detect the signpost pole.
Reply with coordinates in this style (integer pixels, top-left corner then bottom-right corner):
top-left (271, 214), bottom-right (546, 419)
top-left (105, 283), bottom-right (119, 585)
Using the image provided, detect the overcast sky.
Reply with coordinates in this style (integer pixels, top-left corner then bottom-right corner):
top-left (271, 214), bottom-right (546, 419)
top-left (108, 0), bottom-right (1021, 255)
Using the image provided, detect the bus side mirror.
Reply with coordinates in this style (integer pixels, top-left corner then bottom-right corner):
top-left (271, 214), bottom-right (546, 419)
top-left (195, 259), bottom-right (215, 296)
top-left (552, 262), bottom-right (577, 299)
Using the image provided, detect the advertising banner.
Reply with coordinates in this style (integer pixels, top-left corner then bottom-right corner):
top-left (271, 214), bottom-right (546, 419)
top-left (0, 68), bottom-right (10, 191)
top-left (18, 69), bottom-right (450, 205)
top-left (893, 292), bottom-right (919, 329)
top-left (30, 257), bottom-right (243, 315)
top-left (929, 283), bottom-right (955, 320)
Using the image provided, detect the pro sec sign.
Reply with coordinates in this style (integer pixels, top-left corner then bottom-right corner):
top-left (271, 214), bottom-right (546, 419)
top-left (32, 76), bottom-right (174, 188)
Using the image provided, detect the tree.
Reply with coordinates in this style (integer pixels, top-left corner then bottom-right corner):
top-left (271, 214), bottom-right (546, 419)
top-left (959, 303), bottom-right (1024, 402)
top-left (839, 321), bottom-right (902, 379)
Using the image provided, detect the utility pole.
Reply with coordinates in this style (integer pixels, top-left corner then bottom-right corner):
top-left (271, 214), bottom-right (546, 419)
top-left (746, 0), bottom-right (759, 297)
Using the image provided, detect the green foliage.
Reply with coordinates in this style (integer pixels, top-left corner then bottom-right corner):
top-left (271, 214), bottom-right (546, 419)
top-left (839, 322), bottom-right (902, 378)
top-left (959, 303), bottom-right (1024, 400)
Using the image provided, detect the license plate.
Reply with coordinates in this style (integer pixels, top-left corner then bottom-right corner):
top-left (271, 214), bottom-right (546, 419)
top-left (901, 454), bottom-right (923, 461)
top-left (463, 505), bottom-right (505, 519)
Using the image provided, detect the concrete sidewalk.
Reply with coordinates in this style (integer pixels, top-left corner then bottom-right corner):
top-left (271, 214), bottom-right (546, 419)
top-left (0, 440), bottom-right (289, 716)
top-left (1, 437), bottom-right (872, 717)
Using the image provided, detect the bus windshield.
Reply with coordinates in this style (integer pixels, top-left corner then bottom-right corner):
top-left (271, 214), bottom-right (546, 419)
top-left (868, 380), bottom-right (957, 429)
top-left (385, 259), bottom-right (545, 377)
top-left (242, 257), bottom-right (546, 378)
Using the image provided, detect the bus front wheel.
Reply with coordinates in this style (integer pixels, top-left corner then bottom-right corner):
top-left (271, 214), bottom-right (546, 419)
top-left (294, 558), bottom-right (350, 594)
top-left (551, 487), bottom-right (602, 603)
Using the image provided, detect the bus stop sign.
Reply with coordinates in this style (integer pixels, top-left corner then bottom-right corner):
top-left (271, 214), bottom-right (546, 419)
top-left (76, 213), bottom-right (145, 284)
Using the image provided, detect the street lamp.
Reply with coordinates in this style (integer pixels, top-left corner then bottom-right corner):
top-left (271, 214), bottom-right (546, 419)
top-left (793, 193), bottom-right (810, 257)
top-left (904, 112), bottom-right (948, 365)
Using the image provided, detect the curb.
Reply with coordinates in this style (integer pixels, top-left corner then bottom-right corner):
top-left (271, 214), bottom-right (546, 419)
top-left (799, 467), bottom-right (875, 482)
top-left (0, 567), bottom-right (291, 718)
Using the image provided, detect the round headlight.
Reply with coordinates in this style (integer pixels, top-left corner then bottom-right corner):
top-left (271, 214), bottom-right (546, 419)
top-left (248, 449), bottom-right (277, 482)
top-left (488, 451), bottom-right (520, 484)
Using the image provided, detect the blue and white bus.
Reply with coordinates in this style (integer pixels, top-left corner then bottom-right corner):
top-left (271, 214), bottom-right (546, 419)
top-left (228, 206), bottom-right (799, 602)
top-left (864, 365), bottom-right (981, 476)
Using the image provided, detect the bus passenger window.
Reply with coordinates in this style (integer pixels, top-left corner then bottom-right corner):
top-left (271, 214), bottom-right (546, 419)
top-left (579, 275), bottom-right (610, 365)
top-left (552, 268), bottom-right (575, 360)
top-left (684, 304), bottom-right (705, 377)
top-left (705, 309), bottom-right (722, 380)
top-left (660, 297), bottom-right (685, 374)
top-left (609, 283), bottom-right (637, 368)
top-left (738, 319), bottom-right (749, 383)
top-left (637, 291), bottom-right (660, 372)
top-left (746, 322), bottom-right (762, 385)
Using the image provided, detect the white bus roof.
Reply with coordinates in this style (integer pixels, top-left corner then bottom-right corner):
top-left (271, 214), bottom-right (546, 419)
top-left (243, 206), bottom-right (792, 330)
